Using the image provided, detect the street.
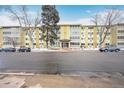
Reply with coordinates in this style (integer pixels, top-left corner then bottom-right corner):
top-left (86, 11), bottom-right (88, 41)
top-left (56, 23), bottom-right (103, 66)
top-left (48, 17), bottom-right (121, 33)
top-left (0, 51), bottom-right (124, 74)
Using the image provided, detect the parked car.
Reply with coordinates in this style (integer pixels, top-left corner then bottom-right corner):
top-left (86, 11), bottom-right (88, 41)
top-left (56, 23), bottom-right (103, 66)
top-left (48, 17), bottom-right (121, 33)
top-left (0, 48), bottom-right (3, 52)
top-left (18, 47), bottom-right (31, 52)
top-left (99, 45), bottom-right (120, 52)
top-left (2, 47), bottom-right (16, 52)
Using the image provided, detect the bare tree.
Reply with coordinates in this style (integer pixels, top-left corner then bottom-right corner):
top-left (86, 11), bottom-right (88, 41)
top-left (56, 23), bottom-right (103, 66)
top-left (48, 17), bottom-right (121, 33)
top-left (92, 7), bottom-right (123, 48)
top-left (6, 37), bottom-right (17, 48)
top-left (4, 5), bottom-right (42, 48)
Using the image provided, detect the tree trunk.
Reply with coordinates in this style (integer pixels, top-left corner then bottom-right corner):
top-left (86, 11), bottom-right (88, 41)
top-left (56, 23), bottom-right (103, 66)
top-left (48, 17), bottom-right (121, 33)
top-left (99, 29), bottom-right (109, 48)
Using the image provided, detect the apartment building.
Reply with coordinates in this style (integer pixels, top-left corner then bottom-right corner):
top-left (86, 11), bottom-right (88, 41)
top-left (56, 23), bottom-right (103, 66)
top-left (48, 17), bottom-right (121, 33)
top-left (116, 24), bottom-right (124, 48)
top-left (0, 26), bottom-right (21, 48)
top-left (0, 23), bottom-right (124, 49)
top-left (20, 27), bottom-right (43, 48)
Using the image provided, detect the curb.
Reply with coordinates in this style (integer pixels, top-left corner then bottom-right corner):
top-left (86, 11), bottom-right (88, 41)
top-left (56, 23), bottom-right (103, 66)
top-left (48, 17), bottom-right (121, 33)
top-left (0, 72), bottom-right (35, 76)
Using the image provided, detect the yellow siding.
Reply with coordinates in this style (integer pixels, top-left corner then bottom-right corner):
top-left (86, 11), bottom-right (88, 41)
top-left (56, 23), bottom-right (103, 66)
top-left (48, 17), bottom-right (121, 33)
top-left (85, 27), bottom-right (88, 48)
top-left (43, 31), bottom-right (47, 48)
top-left (20, 31), bottom-right (26, 47)
top-left (60, 25), bottom-right (70, 40)
top-left (36, 28), bottom-right (40, 48)
top-left (102, 33), bottom-right (106, 48)
top-left (93, 27), bottom-right (97, 48)
top-left (110, 27), bottom-right (117, 46)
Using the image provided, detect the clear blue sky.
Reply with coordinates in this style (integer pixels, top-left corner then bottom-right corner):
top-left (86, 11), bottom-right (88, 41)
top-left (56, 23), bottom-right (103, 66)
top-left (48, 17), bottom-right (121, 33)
top-left (24, 5), bottom-right (124, 22)
top-left (1, 5), bottom-right (124, 22)
top-left (56, 5), bottom-right (124, 22)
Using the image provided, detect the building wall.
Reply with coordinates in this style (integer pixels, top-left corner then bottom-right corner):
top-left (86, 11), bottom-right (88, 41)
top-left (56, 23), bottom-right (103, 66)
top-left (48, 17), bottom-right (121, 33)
top-left (0, 28), bottom-right (3, 48)
top-left (93, 27), bottom-right (97, 48)
top-left (84, 27), bottom-right (88, 48)
top-left (2, 27), bottom-right (20, 48)
top-left (110, 26), bottom-right (117, 46)
top-left (82, 26), bottom-right (97, 48)
top-left (116, 25), bottom-right (124, 48)
top-left (35, 28), bottom-right (40, 48)
top-left (60, 25), bottom-right (70, 48)
top-left (70, 25), bottom-right (81, 48)
top-left (60, 25), bottom-right (70, 40)
top-left (0, 24), bottom-right (123, 49)
top-left (20, 29), bottom-right (26, 47)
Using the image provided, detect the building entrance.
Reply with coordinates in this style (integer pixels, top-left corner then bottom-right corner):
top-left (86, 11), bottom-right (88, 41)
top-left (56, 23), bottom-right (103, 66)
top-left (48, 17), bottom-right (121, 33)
top-left (62, 42), bottom-right (69, 48)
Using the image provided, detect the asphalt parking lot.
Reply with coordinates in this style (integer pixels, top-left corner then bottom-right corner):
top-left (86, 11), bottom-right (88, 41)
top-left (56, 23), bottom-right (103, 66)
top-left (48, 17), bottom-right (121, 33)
top-left (0, 51), bottom-right (124, 74)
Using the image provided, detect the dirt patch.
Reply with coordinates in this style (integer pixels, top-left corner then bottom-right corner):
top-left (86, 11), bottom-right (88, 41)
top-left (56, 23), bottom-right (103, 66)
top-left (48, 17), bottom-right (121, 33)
top-left (0, 72), bottom-right (124, 88)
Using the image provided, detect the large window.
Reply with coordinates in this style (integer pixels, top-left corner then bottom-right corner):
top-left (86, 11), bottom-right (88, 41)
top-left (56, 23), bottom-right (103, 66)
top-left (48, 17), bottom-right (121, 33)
top-left (118, 36), bottom-right (124, 39)
top-left (3, 42), bottom-right (11, 45)
top-left (118, 43), bottom-right (124, 45)
top-left (70, 42), bottom-right (79, 45)
top-left (71, 36), bottom-right (80, 39)
top-left (118, 30), bottom-right (124, 33)
top-left (70, 25), bottom-right (80, 28)
top-left (3, 32), bottom-right (11, 34)
top-left (33, 43), bottom-right (36, 45)
top-left (26, 43), bottom-right (29, 45)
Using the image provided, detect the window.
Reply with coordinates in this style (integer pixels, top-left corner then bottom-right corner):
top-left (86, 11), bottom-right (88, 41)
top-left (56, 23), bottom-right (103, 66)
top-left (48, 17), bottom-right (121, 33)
top-left (13, 32), bottom-right (19, 35)
top-left (70, 25), bottom-right (80, 29)
top-left (106, 43), bottom-right (109, 45)
top-left (106, 32), bottom-right (110, 35)
top-left (118, 30), bottom-right (124, 33)
top-left (88, 43), bottom-right (93, 45)
top-left (33, 43), bottom-right (36, 45)
top-left (39, 38), bottom-right (42, 40)
top-left (118, 36), bottom-right (124, 39)
top-left (70, 42), bottom-right (79, 45)
top-left (26, 43), bottom-right (29, 45)
top-left (3, 37), bottom-right (9, 41)
top-left (88, 38), bottom-right (93, 40)
top-left (118, 43), bottom-right (124, 45)
top-left (13, 37), bottom-right (19, 41)
top-left (82, 43), bottom-right (85, 45)
top-left (3, 32), bottom-right (11, 34)
top-left (88, 32), bottom-right (93, 35)
top-left (88, 27), bottom-right (93, 29)
top-left (14, 42), bottom-right (19, 45)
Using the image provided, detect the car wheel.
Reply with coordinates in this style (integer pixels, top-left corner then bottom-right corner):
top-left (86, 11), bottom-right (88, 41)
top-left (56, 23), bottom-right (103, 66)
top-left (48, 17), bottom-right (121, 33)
top-left (115, 49), bottom-right (119, 52)
top-left (104, 49), bottom-right (108, 52)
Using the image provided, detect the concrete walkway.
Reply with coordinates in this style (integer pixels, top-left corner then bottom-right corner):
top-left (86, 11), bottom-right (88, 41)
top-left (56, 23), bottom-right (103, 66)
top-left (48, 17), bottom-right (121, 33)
top-left (0, 72), bottom-right (124, 88)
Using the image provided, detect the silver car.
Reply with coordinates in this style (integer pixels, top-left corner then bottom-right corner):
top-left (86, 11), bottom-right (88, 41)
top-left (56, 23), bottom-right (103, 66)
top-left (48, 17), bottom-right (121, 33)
top-left (99, 45), bottom-right (120, 52)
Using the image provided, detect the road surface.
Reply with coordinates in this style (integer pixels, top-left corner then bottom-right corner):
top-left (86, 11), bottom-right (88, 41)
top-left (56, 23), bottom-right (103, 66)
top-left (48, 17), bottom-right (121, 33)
top-left (0, 51), bottom-right (124, 74)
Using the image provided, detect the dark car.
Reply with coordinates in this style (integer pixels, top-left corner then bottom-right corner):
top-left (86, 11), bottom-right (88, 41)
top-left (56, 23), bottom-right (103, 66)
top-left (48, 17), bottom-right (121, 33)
top-left (18, 47), bottom-right (31, 52)
top-left (2, 47), bottom-right (16, 52)
top-left (99, 45), bottom-right (120, 52)
top-left (0, 48), bottom-right (3, 52)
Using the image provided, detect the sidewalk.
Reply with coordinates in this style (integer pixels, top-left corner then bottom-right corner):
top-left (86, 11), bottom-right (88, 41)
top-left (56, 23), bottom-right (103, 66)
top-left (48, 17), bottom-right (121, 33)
top-left (31, 48), bottom-right (74, 52)
top-left (0, 72), bottom-right (124, 88)
top-left (31, 48), bottom-right (124, 52)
